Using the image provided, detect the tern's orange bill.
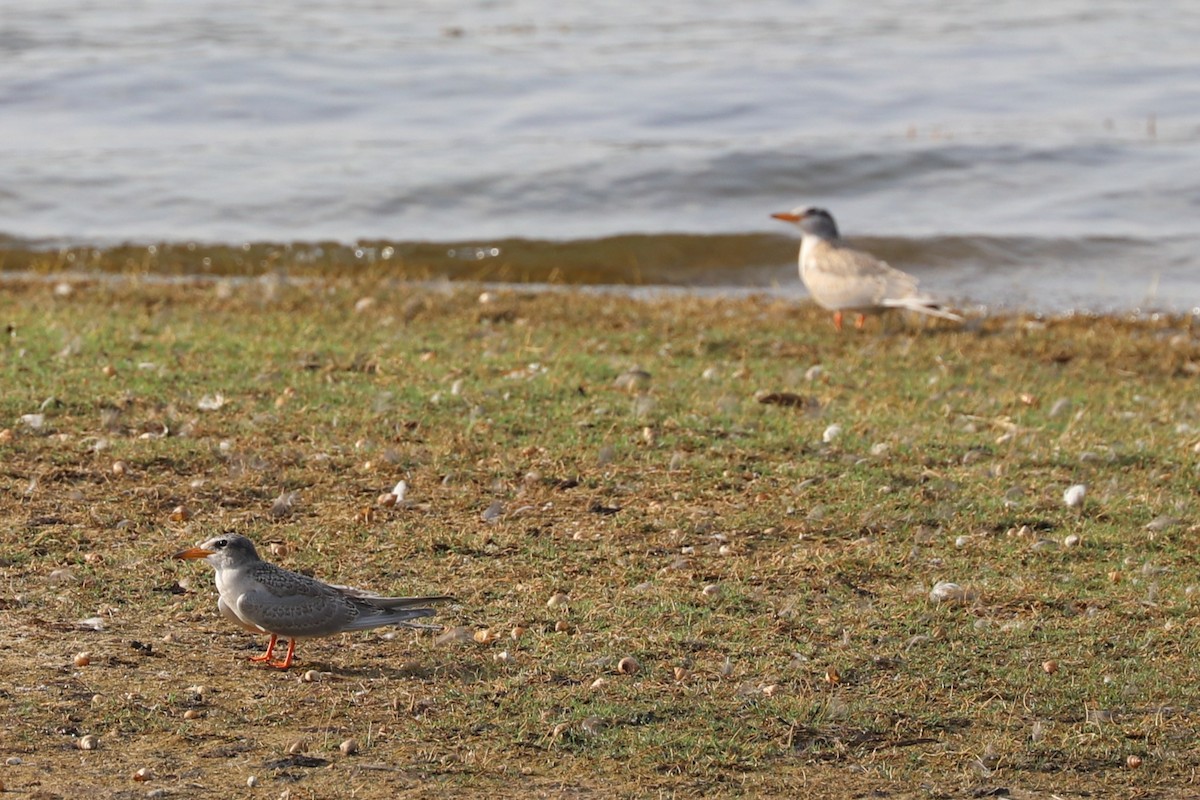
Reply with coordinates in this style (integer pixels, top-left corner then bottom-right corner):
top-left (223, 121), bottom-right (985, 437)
top-left (771, 211), bottom-right (801, 222)
top-left (174, 546), bottom-right (215, 560)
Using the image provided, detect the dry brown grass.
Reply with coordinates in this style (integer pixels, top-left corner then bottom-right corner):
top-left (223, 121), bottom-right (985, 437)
top-left (2, 276), bottom-right (1200, 797)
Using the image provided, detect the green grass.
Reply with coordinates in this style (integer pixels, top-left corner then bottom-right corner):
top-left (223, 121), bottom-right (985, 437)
top-left (1, 276), bottom-right (1199, 797)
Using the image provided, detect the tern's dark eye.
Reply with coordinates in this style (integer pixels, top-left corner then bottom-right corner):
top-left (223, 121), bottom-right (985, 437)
top-left (214, 539), bottom-right (228, 548)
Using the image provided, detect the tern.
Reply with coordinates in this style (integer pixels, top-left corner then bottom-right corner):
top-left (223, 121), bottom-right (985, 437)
top-left (771, 206), bottom-right (962, 330)
top-left (175, 534), bottom-right (453, 669)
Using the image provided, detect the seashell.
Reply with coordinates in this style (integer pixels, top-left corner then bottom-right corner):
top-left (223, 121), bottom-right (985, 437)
top-left (822, 424), bottom-right (842, 444)
top-left (701, 583), bottom-right (721, 597)
top-left (493, 650), bottom-right (514, 664)
top-left (617, 656), bottom-right (640, 675)
top-left (929, 581), bottom-right (975, 604)
top-left (196, 393), bottom-right (226, 411)
top-left (481, 500), bottom-right (504, 523)
top-left (301, 670), bottom-right (321, 683)
top-left (580, 716), bottom-right (605, 736)
top-left (1063, 484), bottom-right (1086, 508)
top-left (1042, 660), bottom-right (1059, 674)
top-left (132, 767), bottom-right (152, 782)
top-left (74, 652), bottom-right (91, 667)
top-left (77, 734), bottom-right (99, 750)
top-left (546, 592), bottom-right (569, 609)
top-left (339, 738), bottom-right (359, 755)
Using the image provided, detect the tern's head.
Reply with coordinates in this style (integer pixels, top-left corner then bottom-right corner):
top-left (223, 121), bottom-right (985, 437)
top-left (770, 206), bottom-right (839, 240)
top-left (174, 533), bottom-right (262, 569)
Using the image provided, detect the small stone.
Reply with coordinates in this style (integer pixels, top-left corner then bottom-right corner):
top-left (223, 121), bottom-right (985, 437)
top-left (132, 767), bottom-right (152, 782)
top-left (246, 775), bottom-right (259, 788)
top-left (546, 592), bottom-right (569, 609)
top-left (822, 424), bottom-right (842, 444)
top-left (286, 739), bottom-right (306, 755)
top-left (701, 583), bottom-right (721, 598)
top-left (1063, 534), bottom-right (1081, 547)
top-left (183, 709), bottom-right (202, 720)
top-left (617, 656), bottom-right (640, 675)
top-left (111, 460), bottom-right (128, 476)
top-left (553, 620), bottom-right (570, 633)
top-left (493, 650), bottom-right (514, 664)
top-left (1063, 484), bottom-right (1086, 508)
top-left (74, 651), bottom-right (91, 667)
top-left (339, 738), bottom-right (359, 756)
top-left (762, 683), bottom-right (782, 697)
top-left (590, 677), bottom-right (607, 690)
top-left (1042, 659), bottom-right (1059, 674)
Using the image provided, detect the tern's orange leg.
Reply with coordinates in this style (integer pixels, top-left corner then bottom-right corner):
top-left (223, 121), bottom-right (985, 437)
top-left (249, 634), bottom-right (278, 663)
top-left (833, 311), bottom-right (844, 331)
top-left (266, 638), bottom-right (297, 670)
top-left (854, 313), bottom-right (866, 330)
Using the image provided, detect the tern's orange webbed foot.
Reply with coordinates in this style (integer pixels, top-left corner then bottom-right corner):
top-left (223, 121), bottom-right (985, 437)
top-left (265, 638), bottom-right (297, 669)
top-left (248, 634), bottom-right (279, 663)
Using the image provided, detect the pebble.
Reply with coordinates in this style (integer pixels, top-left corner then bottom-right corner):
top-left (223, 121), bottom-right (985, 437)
top-left (301, 670), bottom-right (321, 683)
top-left (246, 776), bottom-right (259, 788)
top-left (822, 424), bottom-right (842, 444)
top-left (339, 739), bottom-right (359, 756)
top-left (74, 651), bottom-right (91, 667)
top-left (1063, 484), bottom-right (1087, 508)
top-left (545, 592), bottom-right (569, 609)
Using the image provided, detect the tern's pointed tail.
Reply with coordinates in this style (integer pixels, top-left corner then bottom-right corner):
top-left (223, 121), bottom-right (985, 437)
top-left (882, 297), bottom-right (963, 322)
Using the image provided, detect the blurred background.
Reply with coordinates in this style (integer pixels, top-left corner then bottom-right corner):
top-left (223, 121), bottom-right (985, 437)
top-left (2, 0), bottom-right (1199, 311)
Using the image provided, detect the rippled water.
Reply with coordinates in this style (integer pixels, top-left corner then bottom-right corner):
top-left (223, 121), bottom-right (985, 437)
top-left (2, 1), bottom-right (1199, 311)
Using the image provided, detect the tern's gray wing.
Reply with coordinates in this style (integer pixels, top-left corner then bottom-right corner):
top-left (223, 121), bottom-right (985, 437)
top-left (801, 241), bottom-right (920, 312)
top-left (232, 563), bottom-right (444, 638)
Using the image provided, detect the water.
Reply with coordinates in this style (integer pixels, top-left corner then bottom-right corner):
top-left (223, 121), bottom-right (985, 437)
top-left (2, 1), bottom-right (1199, 312)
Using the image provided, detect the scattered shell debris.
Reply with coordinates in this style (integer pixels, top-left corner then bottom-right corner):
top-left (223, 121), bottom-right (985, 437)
top-left (929, 581), bottom-right (976, 604)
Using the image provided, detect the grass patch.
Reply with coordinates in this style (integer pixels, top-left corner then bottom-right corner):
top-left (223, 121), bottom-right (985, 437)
top-left (1, 276), bottom-right (1199, 796)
